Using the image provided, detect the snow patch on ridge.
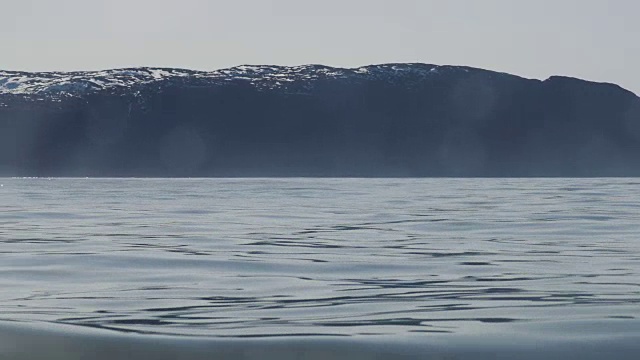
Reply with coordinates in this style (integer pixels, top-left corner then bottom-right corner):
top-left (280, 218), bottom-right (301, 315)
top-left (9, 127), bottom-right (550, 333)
top-left (0, 64), bottom-right (469, 98)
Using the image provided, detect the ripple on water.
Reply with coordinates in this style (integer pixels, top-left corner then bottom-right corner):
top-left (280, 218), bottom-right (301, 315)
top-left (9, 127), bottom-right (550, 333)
top-left (0, 178), bottom-right (639, 339)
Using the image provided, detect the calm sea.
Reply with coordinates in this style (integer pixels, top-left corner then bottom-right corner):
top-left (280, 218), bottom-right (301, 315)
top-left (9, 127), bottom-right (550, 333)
top-left (1, 178), bottom-right (639, 359)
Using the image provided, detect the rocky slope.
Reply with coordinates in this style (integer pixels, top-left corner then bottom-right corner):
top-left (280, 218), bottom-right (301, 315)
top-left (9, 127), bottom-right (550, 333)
top-left (1, 64), bottom-right (639, 177)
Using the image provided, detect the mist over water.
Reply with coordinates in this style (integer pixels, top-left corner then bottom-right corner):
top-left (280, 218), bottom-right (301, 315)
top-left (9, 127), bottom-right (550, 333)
top-left (1, 178), bottom-right (640, 358)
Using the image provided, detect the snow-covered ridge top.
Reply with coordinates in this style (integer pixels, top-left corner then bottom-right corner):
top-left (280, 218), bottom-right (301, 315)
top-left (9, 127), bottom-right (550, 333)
top-left (0, 63), bottom-right (481, 97)
top-left (0, 68), bottom-right (198, 96)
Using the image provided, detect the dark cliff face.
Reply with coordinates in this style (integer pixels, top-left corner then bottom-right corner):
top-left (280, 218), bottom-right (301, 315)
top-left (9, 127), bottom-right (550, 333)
top-left (1, 64), bottom-right (639, 177)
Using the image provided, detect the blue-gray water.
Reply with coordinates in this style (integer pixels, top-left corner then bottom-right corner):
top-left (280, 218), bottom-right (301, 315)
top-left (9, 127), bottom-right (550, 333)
top-left (1, 178), bottom-right (639, 359)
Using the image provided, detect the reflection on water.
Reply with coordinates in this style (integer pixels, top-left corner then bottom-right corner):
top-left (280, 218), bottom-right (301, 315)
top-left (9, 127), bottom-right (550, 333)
top-left (0, 178), bottom-right (639, 338)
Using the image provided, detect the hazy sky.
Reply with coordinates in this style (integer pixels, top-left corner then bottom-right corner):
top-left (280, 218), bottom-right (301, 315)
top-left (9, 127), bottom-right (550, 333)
top-left (2, 0), bottom-right (639, 94)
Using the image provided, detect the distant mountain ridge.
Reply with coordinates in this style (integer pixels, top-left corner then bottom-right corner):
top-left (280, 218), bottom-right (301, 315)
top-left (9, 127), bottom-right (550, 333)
top-left (1, 63), bottom-right (639, 177)
top-left (0, 64), bottom-right (516, 97)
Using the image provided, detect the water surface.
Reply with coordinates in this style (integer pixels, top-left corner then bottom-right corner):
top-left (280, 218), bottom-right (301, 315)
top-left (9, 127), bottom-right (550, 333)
top-left (1, 178), bottom-right (639, 357)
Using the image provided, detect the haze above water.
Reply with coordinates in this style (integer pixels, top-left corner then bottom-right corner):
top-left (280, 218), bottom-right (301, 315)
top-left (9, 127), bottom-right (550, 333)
top-left (1, 178), bottom-right (639, 339)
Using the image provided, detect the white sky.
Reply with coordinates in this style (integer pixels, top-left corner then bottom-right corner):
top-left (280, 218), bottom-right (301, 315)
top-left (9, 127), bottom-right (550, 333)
top-left (2, 0), bottom-right (639, 94)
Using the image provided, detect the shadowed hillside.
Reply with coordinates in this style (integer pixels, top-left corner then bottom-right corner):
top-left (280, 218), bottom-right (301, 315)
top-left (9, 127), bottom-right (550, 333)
top-left (1, 64), bottom-right (639, 177)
